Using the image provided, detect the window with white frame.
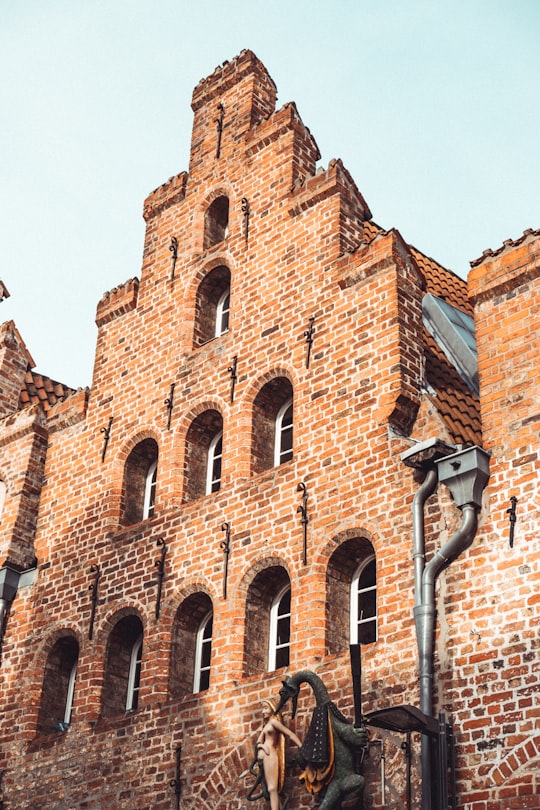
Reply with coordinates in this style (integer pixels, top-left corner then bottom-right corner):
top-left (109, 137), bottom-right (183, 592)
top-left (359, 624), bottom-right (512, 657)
top-left (193, 612), bottom-right (213, 692)
top-left (269, 585), bottom-right (291, 670)
top-left (37, 636), bottom-right (79, 734)
top-left (215, 290), bottom-right (230, 337)
top-left (252, 378), bottom-right (293, 474)
top-left (206, 432), bottom-right (223, 495)
top-left (123, 439), bottom-right (159, 524)
top-left (350, 556), bottom-right (377, 645)
top-left (184, 410), bottom-right (223, 502)
top-left (193, 265), bottom-right (231, 347)
top-left (143, 459), bottom-right (158, 519)
top-left (126, 634), bottom-right (143, 711)
top-left (102, 615), bottom-right (144, 718)
top-left (274, 399), bottom-right (293, 466)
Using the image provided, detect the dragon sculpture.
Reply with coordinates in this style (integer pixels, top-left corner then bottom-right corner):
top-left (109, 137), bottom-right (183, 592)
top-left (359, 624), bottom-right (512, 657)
top-left (274, 670), bottom-right (368, 810)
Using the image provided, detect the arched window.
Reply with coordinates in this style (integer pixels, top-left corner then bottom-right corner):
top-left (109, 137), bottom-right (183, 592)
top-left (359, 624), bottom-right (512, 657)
top-left (326, 537), bottom-right (377, 655)
top-left (169, 592), bottom-right (213, 699)
top-left (274, 399), bottom-right (293, 466)
top-left (244, 566), bottom-right (291, 676)
top-left (126, 634), bottom-right (143, 711)
top-left (252, 377), bottom-right (294, 474)
top-left (204, 196), bottom-right (229, 249)
top-left (37, 636), bottom-right (79, 734)
top-left (206, 431), bottom-right (223, 495)
top-left (193, 611), bottom-right (213, 693)
top-left (123, 439), bottom-right (159, 524)
top-left (184, 410), bottom-right (223, 502)
top-left (350, 556), bottom-right (377, 645)
top-left (269, 585), bottom-right (291, 671)
top-left (193, 266), bottom-right (231, 347)
top-left (102, 615), bottom-right (144, 717)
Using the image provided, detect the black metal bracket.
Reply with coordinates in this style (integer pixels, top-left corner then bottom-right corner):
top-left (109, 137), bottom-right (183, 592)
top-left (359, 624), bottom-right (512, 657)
top-left (155, 538), bottom-right (167, 620)
top-left (227, 356), bottom-right (238, 403)
top-left (241, 197), bottom-right (250, 242)
top-left (169, 236), bottom-right (178, 281)
top-left (506, 495), bottom-right (518, 547)
top-left (220, 522), bottom-right (231, 599)
top-left (100, 416), bottom-right (113, 463)
top-left (297, 482), bottom-right (309, 565)
top-left (215, 102), bottom-right (225, 158)
top-left (88, 563), bottom-right (100, 640)
top-left (169, 745), bottom-right (182, 809)
top-left (304, 316), bottom-right (315, 369)
top-left (164, 383), bottom-right (175, 430)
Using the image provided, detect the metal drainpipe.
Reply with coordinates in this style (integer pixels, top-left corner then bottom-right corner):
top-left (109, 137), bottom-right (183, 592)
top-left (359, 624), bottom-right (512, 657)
top-left (403, 442), bottom-right (490, 810)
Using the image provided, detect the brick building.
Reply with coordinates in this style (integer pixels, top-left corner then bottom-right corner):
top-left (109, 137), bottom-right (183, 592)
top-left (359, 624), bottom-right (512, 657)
top-left (0, 51), bottom-right (538, 809)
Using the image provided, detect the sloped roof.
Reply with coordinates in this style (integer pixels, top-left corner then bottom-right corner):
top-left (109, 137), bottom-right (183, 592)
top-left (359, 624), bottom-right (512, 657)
top-left (18, 369), bottom-right (77, 413)
top-left (363, 220), bottom-right (481, 444)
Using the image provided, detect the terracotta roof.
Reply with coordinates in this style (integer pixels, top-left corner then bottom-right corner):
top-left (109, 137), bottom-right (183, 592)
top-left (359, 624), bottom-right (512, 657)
top-left (424, 330), bottom-right (482, 446)
top-left (19, 369), bottom-right (77, 413)
top-left (363, 221), bottom-right (480, 443)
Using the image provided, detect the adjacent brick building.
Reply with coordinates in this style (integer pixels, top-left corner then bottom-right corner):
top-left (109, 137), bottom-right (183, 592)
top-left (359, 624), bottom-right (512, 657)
top-left (0, 51), bottom-right (538, 809)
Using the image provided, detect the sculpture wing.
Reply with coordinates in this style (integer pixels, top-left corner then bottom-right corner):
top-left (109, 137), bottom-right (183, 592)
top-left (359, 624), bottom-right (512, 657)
top-left (299, 706), bottom-right (335, 794)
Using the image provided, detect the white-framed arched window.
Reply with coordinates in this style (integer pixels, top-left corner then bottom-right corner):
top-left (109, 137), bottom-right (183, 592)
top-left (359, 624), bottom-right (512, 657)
top-left (126, 634), bottom-right (143, 711)
top-left (215, 289), bottom-right (230, 337)
top-left (350, 556), bottom-right (377, 645)
top-left (274, 399), bottom-right (293, 466)
top-left (143, 460), bottom-right (158, 519)
top-left (268, 585), bottom-right (291, 670)
top-left (193, 611), bottom-right (213, 692)
top-left (206, 432), bottom-right (223, 495)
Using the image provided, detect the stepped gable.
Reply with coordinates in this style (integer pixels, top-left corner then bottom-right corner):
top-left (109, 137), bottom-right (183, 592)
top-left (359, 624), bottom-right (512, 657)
top-left (18, 369), bottom-right (77, 413)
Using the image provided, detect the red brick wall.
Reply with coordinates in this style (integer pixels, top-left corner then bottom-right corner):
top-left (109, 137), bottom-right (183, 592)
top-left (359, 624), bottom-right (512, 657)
top-left (0, 51), bottom-right (537, 810)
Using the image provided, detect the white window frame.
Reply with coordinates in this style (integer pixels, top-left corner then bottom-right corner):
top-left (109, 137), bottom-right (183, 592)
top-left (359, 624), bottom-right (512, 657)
top-left (274, 398), bottom-right (293, 466)
top-left (215, 289), bottom-right (230, 337)
top-left (143, 460), bottom-right (158, 519)
top-left (63, 661), bottom-right (78, 725)
top-left (268, 585), bottom-right (291, 671)
top-left (193, 611), bottom-right (213, 693)
top-left (126, 634), bottom-right (143, 711)
top-left (350, 555), bottom-right (377, 645)
top-left (206, 431), bottom-right (223, 495)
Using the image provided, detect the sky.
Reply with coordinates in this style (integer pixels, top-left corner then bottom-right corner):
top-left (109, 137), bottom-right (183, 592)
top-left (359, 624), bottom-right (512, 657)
top-left (1, 1), bottom-right (539, 389)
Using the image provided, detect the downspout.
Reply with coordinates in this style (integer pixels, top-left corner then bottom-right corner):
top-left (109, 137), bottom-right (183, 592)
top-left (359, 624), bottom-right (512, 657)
top-left (402, 441), bottom-right (490, 810)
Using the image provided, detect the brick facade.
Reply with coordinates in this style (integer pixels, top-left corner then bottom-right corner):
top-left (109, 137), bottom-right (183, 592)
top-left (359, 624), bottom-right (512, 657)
top-left (0, 51), bottom-right (538, 809)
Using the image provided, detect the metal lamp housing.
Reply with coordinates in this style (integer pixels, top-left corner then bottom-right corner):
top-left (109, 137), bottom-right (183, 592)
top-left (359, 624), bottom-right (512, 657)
top-left (0, 565), bottom-right (21, 603)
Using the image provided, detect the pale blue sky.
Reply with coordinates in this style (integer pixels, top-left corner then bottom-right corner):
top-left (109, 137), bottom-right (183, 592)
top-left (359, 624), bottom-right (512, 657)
top-left (1, 1), bottom-right (539, 388)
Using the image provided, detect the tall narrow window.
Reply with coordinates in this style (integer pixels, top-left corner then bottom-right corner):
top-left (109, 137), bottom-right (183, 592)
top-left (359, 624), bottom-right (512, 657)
top-left (274, 399), bottom-right (293, 465)
top-left (204, 196), bottom-right (229, 248)
top-left (269, 586), bottom-right (291, 670)
top-left (102, 615), bottom-right (144, 718)
top-left (184, 410), bottom-right (223, 502)
top-left (252, 377), bottom-right (294, 474)
top-left (215, 289), bottom-right (230, 337)
top-left (37, 636), bottom-right (79, 734)
top-left (206, 432), bottom-right (223, 495)
top-left (193, 612), bottom-right (213, 692)
top-left (143, 459), bottom-right (157, 519)
top-left (126, 634), bottom-right (143, 711)
top-left (123, 439), bottom-right (159, 524)
top-left (326, 536), bottom-right (376, 656)
top-left (193, 266), bottom-right (231, 347)
top-left (350, 556), bottom-right (377, 645)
